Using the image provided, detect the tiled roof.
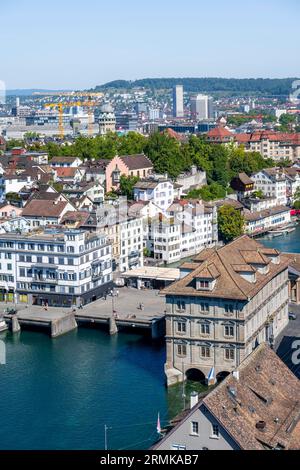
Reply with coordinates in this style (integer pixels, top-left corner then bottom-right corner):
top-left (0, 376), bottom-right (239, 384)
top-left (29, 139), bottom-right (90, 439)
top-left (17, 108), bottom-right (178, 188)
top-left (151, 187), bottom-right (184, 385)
top-left (119, 154), bottom-right (153, 170)
top-left (133, 180), bottom-right (163, 190)
top-left (50, 156), bottom-right (80, 163)
top-left (206, 127), bottom-right (233, 138)
top-left (164, 128), bottom-right (182, 141)
top-left (244, 205), bottom-right (290, 222)
top-left (237, 172), bottom-right (254, 185)
top-left (154, 344), bottom-right (300, 450)
top-left (235, 131), bottom-right (300, 145)
top-left (30, 191), bottom-right (63, 201)
top-left (55, 167), bottom-right (80, 178)
top-left (22, 199), bottom-right (69, 218)
top-left (203, 344), bottom-right (300, 450)
top-left (162, 235), bottom-right (289, 300)
top-left (282, 253), bottom-right (300, 274)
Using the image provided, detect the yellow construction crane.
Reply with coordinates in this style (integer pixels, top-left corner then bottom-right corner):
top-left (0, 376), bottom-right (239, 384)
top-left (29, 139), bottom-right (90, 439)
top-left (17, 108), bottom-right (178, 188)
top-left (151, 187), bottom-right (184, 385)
top-left (44, 100), bottom-right (99, 139)
top-left (34, 91), bottom-right (103, 98)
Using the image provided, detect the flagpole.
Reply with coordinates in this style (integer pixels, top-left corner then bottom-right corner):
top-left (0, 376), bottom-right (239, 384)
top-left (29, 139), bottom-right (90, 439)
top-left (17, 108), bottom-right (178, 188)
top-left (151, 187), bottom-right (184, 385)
top-left (182, 361), bottom-right (186, 410)
top-left (104, 424), bottom-right (108, 450)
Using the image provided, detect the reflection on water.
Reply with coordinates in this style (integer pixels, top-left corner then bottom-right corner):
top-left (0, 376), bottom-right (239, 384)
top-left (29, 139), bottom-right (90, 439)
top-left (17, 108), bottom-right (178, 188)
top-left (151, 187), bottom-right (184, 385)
top-left (167, 381), bottom-right (209, 419)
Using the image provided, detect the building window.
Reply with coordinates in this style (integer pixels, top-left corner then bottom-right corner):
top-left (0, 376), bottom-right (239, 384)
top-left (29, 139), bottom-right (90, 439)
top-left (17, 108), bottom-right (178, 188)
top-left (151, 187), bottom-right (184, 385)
top-left (177, 344), bottom-right (187, 357)
top-left (171, 444), bottom-right (186, 450)
top-left (224, 348), bottom-right (235, 360)
top-left (225, 304), bottom-right (234, 314)
top-left (224, 325), bottom-right (234, 337)
top-left (176, 300), bottom-right (186, 311)
top-left (200, 324), bottom-right (210, 335)
top-left (199, 280), bottom-right (209, 289)
top-left (212, 424), bottom-right (219, 438)
top-left (201, 346), bottom-right (210, 358)
top-left (190, 421), bottom-right (199, 435)
top-left (200, 303), bottom-right (209, 313)
top-left (177, 322), bottom-right (186, 333)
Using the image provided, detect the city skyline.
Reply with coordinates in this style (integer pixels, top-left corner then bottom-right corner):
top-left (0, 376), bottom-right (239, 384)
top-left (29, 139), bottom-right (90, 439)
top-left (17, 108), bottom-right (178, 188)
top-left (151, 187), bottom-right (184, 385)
top-left (1, 0), bottom-right (299, 89)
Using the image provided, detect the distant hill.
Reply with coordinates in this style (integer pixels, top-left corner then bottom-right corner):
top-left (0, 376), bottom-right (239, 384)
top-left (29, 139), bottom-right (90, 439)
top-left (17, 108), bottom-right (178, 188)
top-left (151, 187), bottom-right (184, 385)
top-left (6, 89), bottom-right (71, 96)
top-left (93, 77), bottom-right (299, 96)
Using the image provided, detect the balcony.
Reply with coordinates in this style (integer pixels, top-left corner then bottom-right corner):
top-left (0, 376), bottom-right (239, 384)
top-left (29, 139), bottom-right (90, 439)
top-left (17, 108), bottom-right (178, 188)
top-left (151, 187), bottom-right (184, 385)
top-left (128, 250), bottom-right (140, 259)
top-left (32, 277), bottom-right (58, 284)
top-left (32, 262), bottom-right (57, 269)
top-left (92, 272), bottom-right (103, 281)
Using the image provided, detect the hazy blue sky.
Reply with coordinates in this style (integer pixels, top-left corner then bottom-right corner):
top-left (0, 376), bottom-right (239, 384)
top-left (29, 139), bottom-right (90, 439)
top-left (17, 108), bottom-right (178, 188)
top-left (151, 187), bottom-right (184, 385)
top-left (1, 0), bottom-right (299, 89)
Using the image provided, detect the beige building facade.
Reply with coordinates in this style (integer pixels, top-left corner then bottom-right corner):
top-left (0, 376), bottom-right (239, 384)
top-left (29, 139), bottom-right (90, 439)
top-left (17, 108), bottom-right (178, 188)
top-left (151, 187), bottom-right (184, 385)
top-left (163, 236), bottom-right (289, 386)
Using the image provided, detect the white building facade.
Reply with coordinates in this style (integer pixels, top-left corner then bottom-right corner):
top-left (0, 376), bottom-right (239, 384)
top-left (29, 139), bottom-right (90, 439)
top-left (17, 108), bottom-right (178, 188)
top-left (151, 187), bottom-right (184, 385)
top-left (0, 230), bottom-right (113, 306)
top-left (251, 169), bottom-right (287, 206)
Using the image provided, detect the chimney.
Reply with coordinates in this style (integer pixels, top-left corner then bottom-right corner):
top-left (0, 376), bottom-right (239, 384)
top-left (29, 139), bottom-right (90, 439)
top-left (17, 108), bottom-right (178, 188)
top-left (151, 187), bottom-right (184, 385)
top-left (190, 391), bottom-right (199, 409)
top-left (232, 370), bottom-right (239, 381)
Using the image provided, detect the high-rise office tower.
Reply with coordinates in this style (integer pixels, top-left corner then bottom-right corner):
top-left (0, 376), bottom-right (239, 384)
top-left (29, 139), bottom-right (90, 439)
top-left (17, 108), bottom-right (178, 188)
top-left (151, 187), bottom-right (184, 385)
top-left (190, 94), bottom-right (214, 121)
top-left (208, 96), bottom-right (215, 119)
top-left (173, 85), bottom-right (184, 118)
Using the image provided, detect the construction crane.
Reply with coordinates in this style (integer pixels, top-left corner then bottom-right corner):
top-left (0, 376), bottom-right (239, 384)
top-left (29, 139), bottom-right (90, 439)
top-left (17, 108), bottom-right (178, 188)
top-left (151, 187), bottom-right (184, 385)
top-left (33, 91), bottom-right (103, 98)
top-left (44, 100), bottom-right (99, 139)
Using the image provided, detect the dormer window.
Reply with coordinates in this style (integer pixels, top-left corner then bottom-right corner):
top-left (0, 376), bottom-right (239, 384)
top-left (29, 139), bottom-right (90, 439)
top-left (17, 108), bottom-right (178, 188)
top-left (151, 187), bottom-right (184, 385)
top-left (196, 277), bottom-right (215, 291)
top-left (233, 264), bottom-right (257, 283)
top-left (199, 280), bottom-right (210, 289)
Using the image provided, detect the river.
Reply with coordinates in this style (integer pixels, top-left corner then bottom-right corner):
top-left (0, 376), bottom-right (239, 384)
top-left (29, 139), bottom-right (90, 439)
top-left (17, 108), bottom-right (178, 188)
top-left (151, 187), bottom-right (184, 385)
top-left (0, 226), bottom-right (298, 450)
top-left (0, 327), bottom-right (204, 450)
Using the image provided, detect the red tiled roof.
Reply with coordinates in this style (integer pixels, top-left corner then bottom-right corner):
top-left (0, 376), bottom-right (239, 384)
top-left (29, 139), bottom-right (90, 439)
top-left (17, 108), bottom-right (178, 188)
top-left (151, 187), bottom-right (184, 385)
top-left (207, 127), bottom-right (233, 138)
top-left (236, 131), bottom-right (300, 144)
top-left (164, 128), bottom-right (182, 141)
top-left (55, 167), bottom-right (79, 178)
top-left (119, 154), bottom-right (153, 170)
top-left (22, 199), bottom-right (69, 218)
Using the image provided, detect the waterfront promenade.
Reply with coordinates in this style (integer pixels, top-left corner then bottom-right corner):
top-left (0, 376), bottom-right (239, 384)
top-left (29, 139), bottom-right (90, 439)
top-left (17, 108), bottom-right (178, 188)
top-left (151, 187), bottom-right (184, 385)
top-left (0, 287), bottom-right (166, 338)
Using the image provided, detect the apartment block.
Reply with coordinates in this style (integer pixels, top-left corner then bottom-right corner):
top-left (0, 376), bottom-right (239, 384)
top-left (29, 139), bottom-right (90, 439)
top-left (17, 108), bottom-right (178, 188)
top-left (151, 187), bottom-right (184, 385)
top-left (251, 168), bottom-right (287, 206)
top-left (0, 230), bottom-right (113, 306)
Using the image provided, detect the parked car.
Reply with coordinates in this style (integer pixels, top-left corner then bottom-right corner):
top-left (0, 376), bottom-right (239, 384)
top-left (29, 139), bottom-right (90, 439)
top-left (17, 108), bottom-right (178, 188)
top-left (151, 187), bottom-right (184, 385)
top-left (289, 312), bottom-right (297, 320)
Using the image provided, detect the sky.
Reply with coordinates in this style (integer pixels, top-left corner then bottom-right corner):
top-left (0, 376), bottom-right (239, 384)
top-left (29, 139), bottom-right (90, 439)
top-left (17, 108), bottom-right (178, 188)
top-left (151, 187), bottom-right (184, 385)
top-left (1, 0), bottom-right (299, 89)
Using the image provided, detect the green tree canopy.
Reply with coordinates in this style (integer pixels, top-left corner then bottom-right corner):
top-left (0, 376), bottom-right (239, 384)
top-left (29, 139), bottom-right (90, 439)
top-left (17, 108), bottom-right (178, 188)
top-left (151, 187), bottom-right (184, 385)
top-left (186, 183), bottom-right (226, 201)
top-left (119, 175), bottom-right (139, 200)
top-left (218, 205), bottom-right (245, 242)
top-left (144, 132), bottom-right (191, 178)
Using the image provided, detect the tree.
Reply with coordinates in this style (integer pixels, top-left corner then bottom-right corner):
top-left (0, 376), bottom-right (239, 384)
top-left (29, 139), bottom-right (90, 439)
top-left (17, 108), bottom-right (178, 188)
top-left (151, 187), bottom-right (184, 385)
top-left (293, 201), bottom-right (300, 210)
top-left (6, 139), bottom-right (24, 150)
top-left (119, 175), bottom-right (139, 200)
top-left (186, 183), bottom-right (226, 201)
top-left (145, 132), bottom-right (191, 178)
top-left (117, 132), bottom-right (146, 155)
top-left (208, 145), bottom-right (230, 187)
top-left (252, 190), bottom-right (264, 199)
top-left (218, 205), bottom-right (245, 242)
top-left (279, 114), bottom-right (297, 132)
top-left (182, 135), bottom-right (213, 174)
top-left (293, 187), bottom-right (300, 209)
